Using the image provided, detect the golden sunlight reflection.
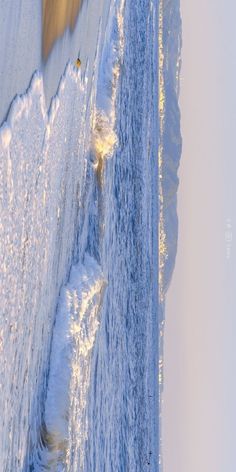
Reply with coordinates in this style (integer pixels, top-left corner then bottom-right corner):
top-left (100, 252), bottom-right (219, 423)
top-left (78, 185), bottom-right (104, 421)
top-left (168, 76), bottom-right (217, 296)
top-left (158, 0), bottom-right (167, 305)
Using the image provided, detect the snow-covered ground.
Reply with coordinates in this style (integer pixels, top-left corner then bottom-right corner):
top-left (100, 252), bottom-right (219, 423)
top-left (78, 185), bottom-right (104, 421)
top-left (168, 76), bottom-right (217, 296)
top-left (0, 0), bottom-right (161, 470)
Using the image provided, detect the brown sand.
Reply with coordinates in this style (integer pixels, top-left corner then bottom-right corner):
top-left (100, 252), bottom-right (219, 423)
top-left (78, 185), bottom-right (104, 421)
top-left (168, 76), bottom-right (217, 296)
top-left (42, 0), bottom-right (82, 60)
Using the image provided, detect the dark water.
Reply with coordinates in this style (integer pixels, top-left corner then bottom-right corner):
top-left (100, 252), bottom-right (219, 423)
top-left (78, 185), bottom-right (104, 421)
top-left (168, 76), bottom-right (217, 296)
top-left (84, 0), bottom-right (159, 470)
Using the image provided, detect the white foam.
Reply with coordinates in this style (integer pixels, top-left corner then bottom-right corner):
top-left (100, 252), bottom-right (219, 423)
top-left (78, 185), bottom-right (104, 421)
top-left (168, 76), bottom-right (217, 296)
top-left (91, 0), bottom-right (125, 163)
top-left (0, 124), bottom-right (12, 149)
top-left (0, 58), bottom-right (89, 471)
top-left (92, 109), bottom-right (118, 160)
top-left (0, 0), bottom-right (127, 469)
top-left (43, 254), bottom-right (106, 469)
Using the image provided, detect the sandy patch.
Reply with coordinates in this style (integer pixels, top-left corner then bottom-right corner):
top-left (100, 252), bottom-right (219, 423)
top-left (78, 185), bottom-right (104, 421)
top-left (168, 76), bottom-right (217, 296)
top-left (42, 0), bottom-right (82, 60)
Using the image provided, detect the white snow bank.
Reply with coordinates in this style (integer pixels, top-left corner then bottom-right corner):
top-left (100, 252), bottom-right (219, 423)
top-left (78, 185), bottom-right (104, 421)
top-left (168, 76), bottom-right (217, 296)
top-left (41, 254), bottom-right (106, 469)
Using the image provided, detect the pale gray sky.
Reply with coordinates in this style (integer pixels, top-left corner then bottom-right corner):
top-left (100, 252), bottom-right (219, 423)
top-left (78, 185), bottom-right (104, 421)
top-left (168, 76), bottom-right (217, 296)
top-left (163, 1), bottom-right (236, 471)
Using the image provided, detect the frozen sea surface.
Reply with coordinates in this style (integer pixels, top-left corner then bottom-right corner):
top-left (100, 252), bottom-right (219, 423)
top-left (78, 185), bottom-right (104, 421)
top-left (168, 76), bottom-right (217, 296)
top-left (0, 0), bottom-right (182, 470)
